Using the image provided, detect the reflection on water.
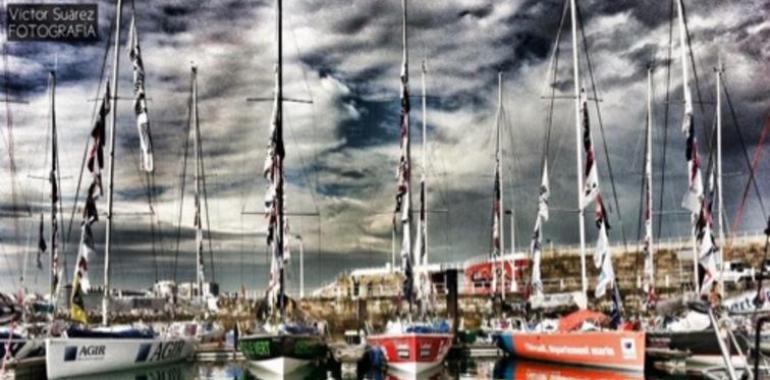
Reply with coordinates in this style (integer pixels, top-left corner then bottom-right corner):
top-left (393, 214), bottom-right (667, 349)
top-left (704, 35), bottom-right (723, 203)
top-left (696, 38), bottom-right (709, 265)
top-left (11, 357), bottom-right (681, 379)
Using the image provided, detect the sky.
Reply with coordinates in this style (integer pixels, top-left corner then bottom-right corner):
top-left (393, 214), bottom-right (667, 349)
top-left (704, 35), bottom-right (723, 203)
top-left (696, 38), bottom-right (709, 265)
top-left (0, 0), bottom-right (768, 295)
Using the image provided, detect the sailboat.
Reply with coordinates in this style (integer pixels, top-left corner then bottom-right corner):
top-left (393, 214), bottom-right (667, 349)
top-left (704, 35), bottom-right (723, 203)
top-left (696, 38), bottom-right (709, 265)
top-left (645, 1), bottom-right (745, 371)
top-left (492, 0), bottom-right (645, 372)
top-left (236, 0), bottom-right (326, 374)
top-left (0, 71), bottom-right (61, 368)
top-left (366, 0), bottom-right (453, 374)
top-left (45, 1), bottom-right (195, 378)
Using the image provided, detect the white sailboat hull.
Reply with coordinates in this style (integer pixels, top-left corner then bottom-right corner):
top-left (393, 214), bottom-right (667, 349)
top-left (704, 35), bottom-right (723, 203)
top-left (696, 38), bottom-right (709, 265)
top-left (45, 336), bottom-right (196, 378)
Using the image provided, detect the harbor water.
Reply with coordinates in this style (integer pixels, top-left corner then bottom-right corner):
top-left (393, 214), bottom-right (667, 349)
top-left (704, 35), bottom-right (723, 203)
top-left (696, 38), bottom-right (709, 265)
top-left (11, 357), bottom-right (684, 379)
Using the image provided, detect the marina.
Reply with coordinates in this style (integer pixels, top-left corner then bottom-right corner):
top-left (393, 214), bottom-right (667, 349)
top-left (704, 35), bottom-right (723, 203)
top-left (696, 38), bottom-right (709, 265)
top-left (0, 0), bottom-right (769, 379)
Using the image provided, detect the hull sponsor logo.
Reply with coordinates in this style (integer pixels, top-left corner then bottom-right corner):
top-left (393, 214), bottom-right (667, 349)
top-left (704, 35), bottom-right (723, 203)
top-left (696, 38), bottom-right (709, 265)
top-left (621, 338), bottom-right (637, 360)
top-left (64, 345), bottom-right (105, 362)
top-left (136, 341), bottom-right (186, 363)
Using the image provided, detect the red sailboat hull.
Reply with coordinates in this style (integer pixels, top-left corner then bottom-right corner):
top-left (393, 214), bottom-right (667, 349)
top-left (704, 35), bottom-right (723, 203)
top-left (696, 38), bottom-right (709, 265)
top-left (367, 333), bottom-right (453, 373)
top-left (496, 330), bottom-right (646, 372)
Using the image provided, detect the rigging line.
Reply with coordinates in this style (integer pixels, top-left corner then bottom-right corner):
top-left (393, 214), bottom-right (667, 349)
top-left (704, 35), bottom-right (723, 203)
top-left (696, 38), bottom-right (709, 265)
top-left (173, 74), bottom-right (194, 283)
top-left (576, 2), bottom-right (628, 251)
top-left (64, 13), bottom-right (117, 264)
top-left (657, 0), bottom-right (674, 239)
top-left (2, 20), bottom-right (23, 282)
top-left (722, 74), bottom-right (768, 221)
top-left (287, 17), bottom-right (321, 215)
top-left (541, 0), bottom-right (567, 190)
top-left (546, 0), bottom-right (569, 181)
top-left (732, 118), bottom-right (769, 235)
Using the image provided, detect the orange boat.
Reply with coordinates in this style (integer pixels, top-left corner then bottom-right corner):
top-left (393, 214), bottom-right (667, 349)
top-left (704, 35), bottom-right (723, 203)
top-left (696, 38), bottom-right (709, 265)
top-left (494, 311), bottom-right (646, 372)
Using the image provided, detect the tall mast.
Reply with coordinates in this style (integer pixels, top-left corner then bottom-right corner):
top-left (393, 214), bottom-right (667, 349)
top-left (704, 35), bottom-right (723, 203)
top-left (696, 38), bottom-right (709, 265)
top-left (716, 59), bottom-right (724, 292)
top-left (103, 0), bottom-right (123, 326)
top-left (644, 66), bottom-right (654, 294)
top-left (420, 60), bottom-right (427, 267)
top-left (398, 0), bottom-right (413, 311)
top-left (49, 71), bottom-right (59, 306)
top-left (192, 65), bottom-right (204, 302)
top-left (570, 0), bottom-right (588, 302)
top-left (276, 0), bottom-right (286, 319)
top-left (496, 72), bottom-right (505, 298)
top-left (676, 0), bottom-right (699, 292)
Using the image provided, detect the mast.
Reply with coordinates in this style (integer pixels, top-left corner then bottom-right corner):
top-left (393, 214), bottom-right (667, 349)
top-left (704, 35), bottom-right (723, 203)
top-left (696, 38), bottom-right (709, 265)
top-left (399, 0), bottom-right (413, 311)
top-left (496, 72), bottom-right (505, 298)
top-left (49, 70), bottom-right (59, 307)
top-left (276, 0), bottom-right (285, 319)
top-left (676, 0), bottom-right (699, 292)
top-left (192, 65), bottom-right (204, 302)
top-left (103, 0), bottom-right (124, 326)
top-left (420, 60), bottom-right (427, 267)
top-left (716, 59), bottom-right (724, 292)
top-left (570, 0), bottom-right (588, 302)
top-left (644, 66), bottom-right (655, 296)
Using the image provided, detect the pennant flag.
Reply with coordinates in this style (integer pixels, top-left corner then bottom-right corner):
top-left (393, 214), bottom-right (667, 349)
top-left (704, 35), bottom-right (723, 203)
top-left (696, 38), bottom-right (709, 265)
top-left (70, 222), bottom-right (95, 325)
top-left (37, 214), bottom-right (46, 270)
top-left (594, 195), bottom-right (615, 298)
top-left (696, 176), bottom-right (719, 294)
top-left (262, 68), bottom-right (286, 313)
top-left (128, 15), bottom-right (154, 172)
top-left (393, 57), bottom-right (414, 303)
top-left (580, 94), bottom-right (599, 208)
top-left (681, 112), bottom-right (703, 214)
top-left (87, 80), bottom-right (110, 199)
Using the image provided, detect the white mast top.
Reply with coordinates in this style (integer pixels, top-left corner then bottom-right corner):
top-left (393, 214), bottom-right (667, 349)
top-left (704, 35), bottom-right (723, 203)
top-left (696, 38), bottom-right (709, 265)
top-left (103, 0), bottom-right (124, 326)
top-left (570, 0), bottom-right (588, 304)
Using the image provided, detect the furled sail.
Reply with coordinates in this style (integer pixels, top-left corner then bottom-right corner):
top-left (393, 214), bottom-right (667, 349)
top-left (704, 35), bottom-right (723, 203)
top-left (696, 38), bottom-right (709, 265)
top-left (394, 35), bottom-right (413, 303)
top-left (263, 68), bottom-right (285, 313)
top-left (580, 94), bottom-right (599, 209)
top-left (594, 195), bottom-right (614, 298)
top-left (127, 15), bottom-right (154, 172)
top-left (676, 0), bottom-right (702, 214)
top-left (530, 160), bottom-right (549, 297)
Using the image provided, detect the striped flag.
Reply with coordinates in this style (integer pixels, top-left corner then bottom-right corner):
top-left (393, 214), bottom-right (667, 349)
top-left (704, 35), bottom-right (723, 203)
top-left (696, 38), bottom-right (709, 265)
top-left (263, 69), bottom-right (285, 312)
top-left (71, 222), bottom-right (95, 325)
top-left (128, 15), bottom-right (154, 172)
top-left (87, 80), bottom-right (110, 198)
top-left (594, 195), bottom-right (615, 298)
top-left (696, 173), bottom-right (719, 295)
top-left (393, 57), bottom-right (413, 303)
top-left (580, 94), bottom-right (599, 209)
top-left (681, 111), bottom-right (703, 214)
